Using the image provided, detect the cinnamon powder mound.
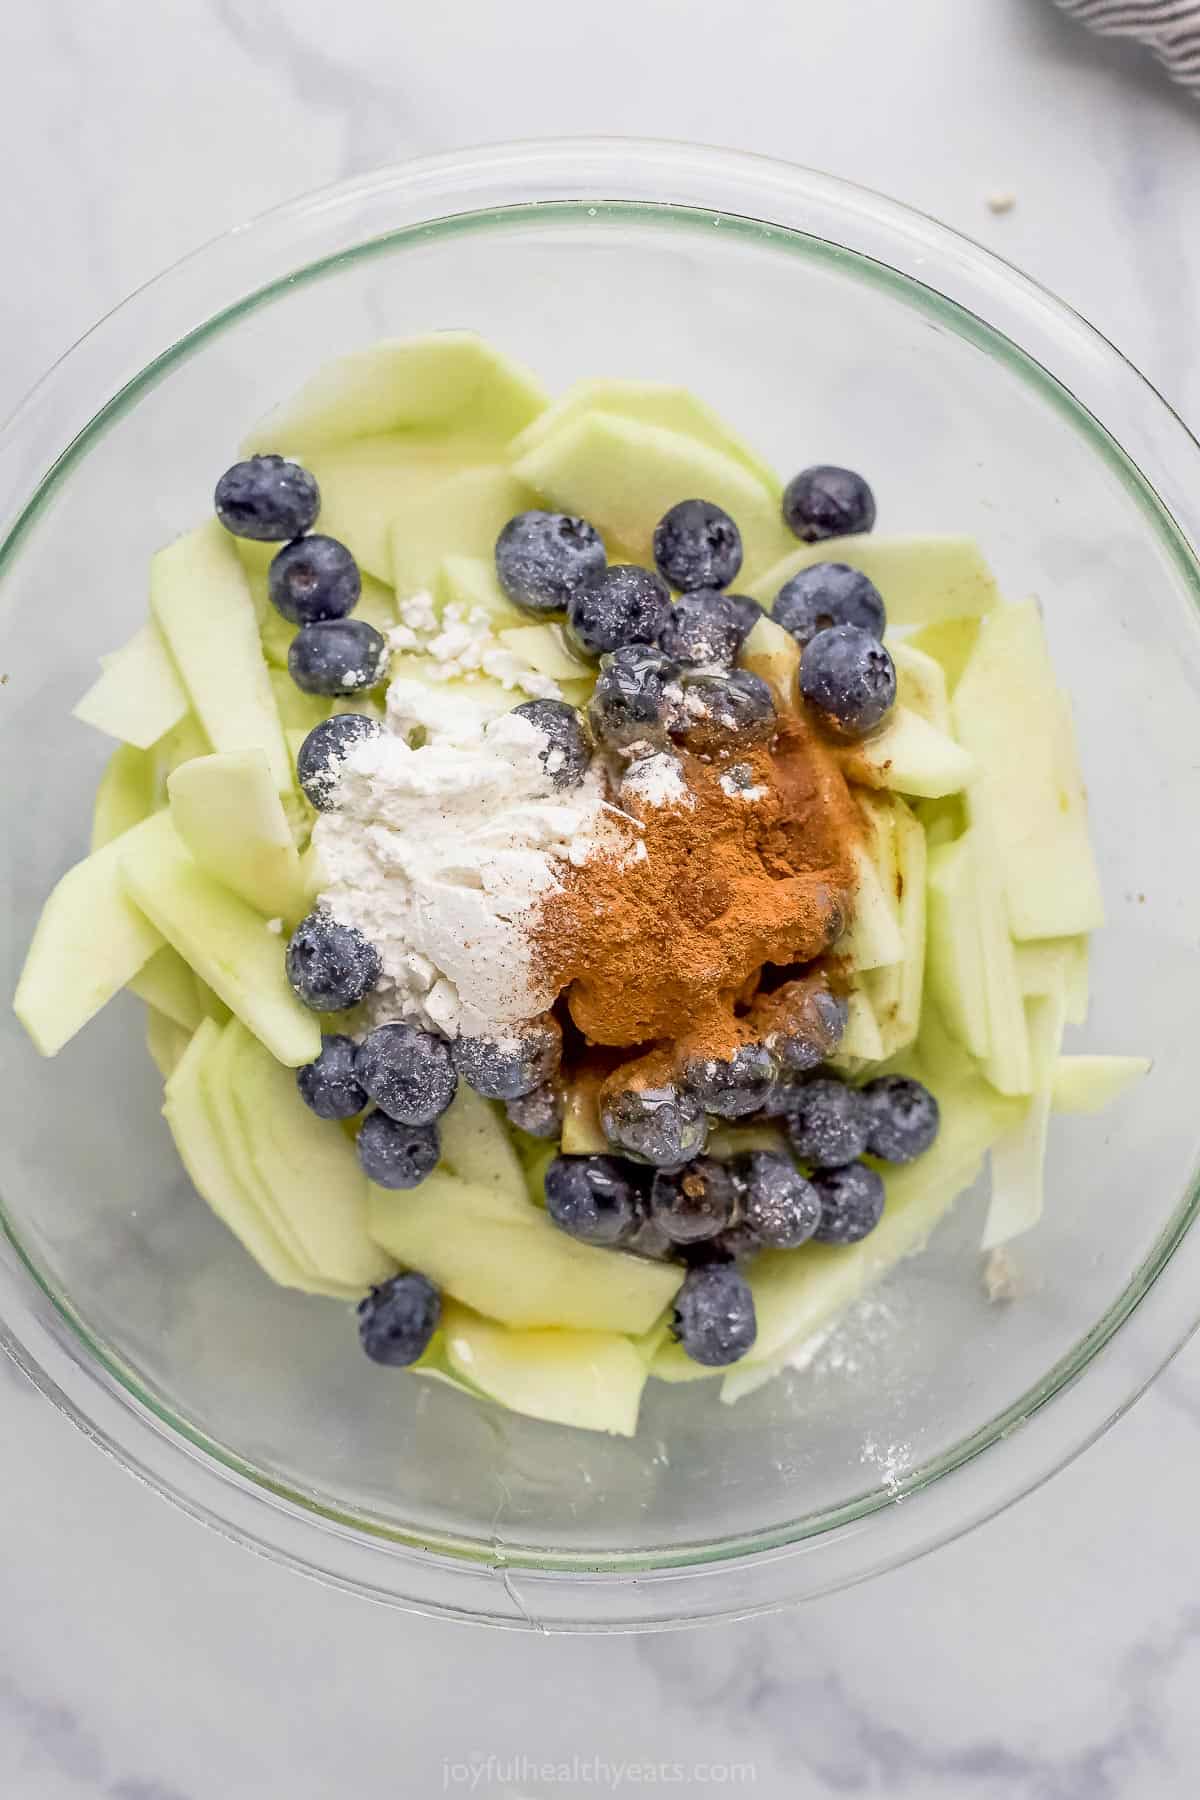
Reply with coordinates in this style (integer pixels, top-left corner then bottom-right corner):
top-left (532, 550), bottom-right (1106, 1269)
top-left (534, 715), bottom-right (861, 1051)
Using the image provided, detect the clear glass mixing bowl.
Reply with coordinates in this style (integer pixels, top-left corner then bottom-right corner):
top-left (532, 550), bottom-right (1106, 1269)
top-left (2, 140), bottom-right (1199, 1631)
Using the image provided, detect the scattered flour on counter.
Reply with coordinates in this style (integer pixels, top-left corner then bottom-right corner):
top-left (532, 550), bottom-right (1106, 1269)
top-left (313, 704), bottom-right (633, 1040)
top-left (389, 591), bottom-right (561, 700)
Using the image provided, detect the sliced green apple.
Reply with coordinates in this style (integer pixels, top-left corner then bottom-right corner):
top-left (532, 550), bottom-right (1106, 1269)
top-left (91, 744), bottom-right (157, 851)
top-left (15, 812), bottom-right (166, 1056)
top-left (441, 1301), bottom-right (647, 1437)
top-left (953, 600), bottom-right (1104, 940)
top-left (389, 465), bottom-right (537, 598)
top-left (228, 1023), bottom-right (395, 1289)
top-left (739, 614), bottom-right (801, 709)
top-left (145, 1006), bottom-right (192, 1080)
top-left (366, 1174), bottom-right (682, 1334)
top-left (496, 623), bottom-right (594, 682)
top-left (168, 749), bottom-right (304, 919)
top-left (432, 554), bottom-right (528, 631)
top-left (839, 704), bottom-right (974, 800)
top-left (905, 615), bottom-right (981, 692)
top-left (926, 836), bottom-right (989, 1061)
top-left (268, 667), bottom-right (330, 736)
top-left (150, 523), bottom-right (291, 793)
top-left (969, 823), bottom-right (1034, 1096)
top-left (863, 796), bottom-right (926, 1057)
top-left (120, 813), bottom-right (320, 1067)
top-left (151, 713), bottom-right (211, 790)
top-left (513, 412), bottom-right (792, 579)
top-left (301, 434), bottom-right (492, 582)
top-left (508, 377), bottom-right (780, 495)
top-left (561, 1074), bottom-right (609, 1156)
top-left (748, 536), bottom-right (999, 625)
top-left (246, 332), bottom-right (547, 453)
top-left (983, 972), bottom-right (1066, 1248)
top-left (129, 944), bottom-right (206, 1032)
top-left (73, 620), bottom-right (189, 750)
top-left (1051, 1055), bottom-right (1150, 1115)
top-left (839, 795), bottom-right (903, 974)
top-left (437, 1081), bottom-right (529, 1206)
top-left (889, 639), bottom-right (951, 733)
top-left (830, 985), bottom-right (886, 1068)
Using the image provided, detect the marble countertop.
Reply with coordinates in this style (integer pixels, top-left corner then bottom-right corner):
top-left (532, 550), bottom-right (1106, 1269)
top-left (2, 2), bottom-right (1199, 1795)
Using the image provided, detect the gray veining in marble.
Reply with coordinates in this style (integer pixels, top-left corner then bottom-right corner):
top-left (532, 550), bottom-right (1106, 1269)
top-left (1, 1), bottom-right (1199, 1795)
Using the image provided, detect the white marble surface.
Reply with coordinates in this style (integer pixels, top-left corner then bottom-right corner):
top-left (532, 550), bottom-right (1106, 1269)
top-left (2, 2), bottom-right (1200, 1795)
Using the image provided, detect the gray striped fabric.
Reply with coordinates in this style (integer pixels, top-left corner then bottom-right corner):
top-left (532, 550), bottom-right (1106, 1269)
top-left (1055, 0), bottom-right (1200, 91)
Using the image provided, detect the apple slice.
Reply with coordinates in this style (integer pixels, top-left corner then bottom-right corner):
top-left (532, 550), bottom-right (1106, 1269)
top-left (389, 465), bottom-right (537, 597)
top-left (1051, 1055), bottom-right (1150, 1114)
top-left (513, 413), bottom-right (793, 580)
top-left (366, 1175), bottom-right (682, 1334)
top-left (73, 620), bottom-right (189, 750)
top-left (145, 1006), bottom-right (192, 1080)
top-left (739, 614), bottom-right (801, 710)
top-left (839, 704), bottom-right (974, 800)
top-left (437, 1081), bottom-right (528, 1206)
top-left (129, 944), bottom-right (206, 1032)
top-left (953, 600), bottom-right (1104, 940)
top-left (889, 640), bottom-right (951, 733)
top-left (863, 797), bottom-right (926, 1057)
top-left (508, 377), bottom-right (780, 495)
top-left (983, 972), bottom-right (1066, 1249)
top-left (228, 1023), bottom-right (395, 1290)
top-left (151, 523), bottom-right (291, 793)
top-left (441, 1301), bottom-right (647, 1437)
top-left (748, 536), bottom-right (999, 625)
top-left (839, 794), bottom-right (904, 974)
top-left (91, 744), bottom-right (156, 851)
top-left (15, 812), bottom-right (166, 1056)
top-left (905, 615), bottom-right (981, 692)
top-left (151, 713), bottom-right (211, 789)
top-left (245, 332), bottom-right (548, 453)
top-left (926, 837), bottom-right (989, 1060)
top-left (496, 623), bottom-right (594, 682)
top-left (830, 986), bottom-right (886, 1068)
top-left (433, 555), bottom-right (528, 631)
top-left (120, 813), bottom-right (320, 1067)
top-left (168, 749), bottom-right (304, 919)
top-left (297, 434), bottom-right (492, 582)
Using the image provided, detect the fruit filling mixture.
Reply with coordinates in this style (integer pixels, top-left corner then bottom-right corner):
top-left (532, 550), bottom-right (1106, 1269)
top-left (16, 334), bottom-right (1149, 1436)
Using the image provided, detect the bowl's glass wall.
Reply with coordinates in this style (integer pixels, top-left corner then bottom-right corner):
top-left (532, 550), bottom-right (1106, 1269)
top-left (2, 201), bottom-right (1199, 1567)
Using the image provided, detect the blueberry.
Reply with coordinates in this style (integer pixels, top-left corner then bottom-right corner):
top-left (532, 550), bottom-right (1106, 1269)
top-left (799, 624), bottom-right (896, 741)
top-left (600, 1081), bottom-right (708, 1169)
top-left (861, 1075), bottom-right (940, 1163)
top-left (772, 563), bottom-right (886, 648)
top-left (674, 669), bottom-right (776, 749)
top-left (659, 590), bottom-right (753, 667)
top-left (296, 1034), bottom-right (368, 1120)
top-left (268, 534), bottom-right (361, 624)
top-left (357, 1271), bottom-right (441, 1365)
top-left (811, 1161), bottom-right (886, 1244)
top-left (765, 979), bottom-right (849, 1076)
top-left (355, 1023), bottom-right (457, 1125)
top-left (566, 564), bottom-right (672, 657)
top-left (296, 713), bottom-right (383, 810)
top-left (288, 619), bottom-right (389, 698)
top-left (648, 1157), bottom-right (738, 1244)
top-left (511, 699), bottom-right (593, 789)
top-left (544, 1155), bottom-right (642, 1246)
top-left (682, 1043), bottom-right (778, 1120)
top-left (588, 644), bottom-right (682, 749)
top-left (784, 1076), bottom-right (870, 1168)
top-left (653, 499), bottom-right (743, 593)
top-left (731, 1151), bottom-right (821, 1249)
top-left (782, 466), bottom-right (876, 543)
top-left (495, 510), bottom-right (606, 614)
top-left (452, 1015), bottom-right (561, 1101)
top-left (671, 1263), bottom-right (757, 1366)
top-left (214, 454), bottom-right (320, 542)
top-left (504, 1078), bottom-right (565, 1140)
top-left (286, 912), bottom-right (381, 1012)
top-left (356, 1111), bottom-right (441, 1190)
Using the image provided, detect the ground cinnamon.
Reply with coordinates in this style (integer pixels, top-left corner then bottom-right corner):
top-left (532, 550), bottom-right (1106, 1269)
top-left (533, 713), bottom-right (862, 1069)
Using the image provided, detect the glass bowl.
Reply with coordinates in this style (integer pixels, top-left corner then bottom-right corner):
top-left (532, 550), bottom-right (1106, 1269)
top-left (2, 139), bottom-right (1199, 1632)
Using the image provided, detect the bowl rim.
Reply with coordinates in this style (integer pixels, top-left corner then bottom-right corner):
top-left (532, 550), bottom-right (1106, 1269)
top-left (3, 135), bottom-right (1200, 1631)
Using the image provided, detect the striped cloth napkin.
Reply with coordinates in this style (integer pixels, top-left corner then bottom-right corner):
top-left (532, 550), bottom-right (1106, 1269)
top-left (1055, 0), bottom-right (1200, 92)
